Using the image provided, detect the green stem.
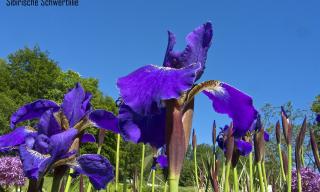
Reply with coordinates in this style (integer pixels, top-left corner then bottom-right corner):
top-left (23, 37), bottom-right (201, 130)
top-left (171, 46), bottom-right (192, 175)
top-left (139, 144), bottom-right (145, 192)
top-left (297, 171), bottom-right (302, 192)
top-left (51, 166), bottom-right (67, 192)
top-left (287, 145), bottom-right (292, 192)
top-left (65, 169), bottom-right (74, 192)
top-left (86, 145), bottom-right (103, 192)
top-left (233, 167), bottom-right (239, 192)
top-left (262, 162), bottom-right (268, 192)
top-left (221, 162), bottom-right (225, 184)
top-left (249, 153), bottom-right (254, 192)
top-left (223, 162), bottom-right (231, 192)
top-left (168, 175), bottom-right (179, 192)
top-left (115, 133), bottom-right (121, 192)
top-left (257, 162), bottom-right (265, 192)
top-left (278, 144), bottom-right (286, 182)
top-left (301, 147), bottom-right (305, 167)
top-left (163, 181), bottom-right (167, 192)
top-left (152, 169), bottom-right (156, 192)
top-left (193, 146), bottom-right (199, 189)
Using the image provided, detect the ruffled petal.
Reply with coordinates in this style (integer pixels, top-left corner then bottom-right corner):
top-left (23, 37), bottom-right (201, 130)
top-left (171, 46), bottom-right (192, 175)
top-left (119, 104), bottom-right (165, 148)
top-left (203, 82), bottom-right (257, 137)
top-left (10, 100), bottom-right (59, 128)
top-left (117, 63), bottom-right (200, 115)
top-left (34, 134), bottom-right (50, 154)
top-left (163, 22), bottom-right (213, 80)
top-left (48, 128), bottom-right (78, 159)
top-left (81, 133), bottom-right (96, 143)
top-left (235, 139), bottom-right (252, 156)
top-left (19, 145), bottom-right (51, 179)
top-left (61, 83), bottom-right (92, 127)
top-left (37, 109), bottom-right (62, 137)
top-left (71, 154), bottom-right (114, 190)
top-left (0, 127), bottom-right (36, 149)
top-left (89, 110), bottom-right (119, 133)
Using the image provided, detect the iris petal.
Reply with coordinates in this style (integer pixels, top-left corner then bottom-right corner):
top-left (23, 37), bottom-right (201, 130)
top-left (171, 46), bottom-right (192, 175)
top-left (62, 83), bottom-right (92, 127)
top-left (19, 145), bottom-right (51, 179)
top-left (0, 127), bottom-right (36, 149)
top-left (71, 154), bottom-right (114, 190)
top-left (81, 133), bottom-right (96, 143)
top-left (156, 155), bottom-right (168, 169)
top-left (235, 140), bottom-right (252, 156)
top-left (48, 128), bottom-right (78, 159)
top-left (10, 99), bottom-right (59, 128)
top-left (264, 131), bottom-right (270, 142)
top-left (117, 63), bottom-right (200, 115)
top-left (37, 109), bottom-right (62, 137)
top-left (89, 110), bottom-right (119, 133)
top-left (163, 22), bottom-right (213, 80)
top-left (203, 82), bottom-right (257, 137)
top-left (119, 104), bottom-right (165, 148)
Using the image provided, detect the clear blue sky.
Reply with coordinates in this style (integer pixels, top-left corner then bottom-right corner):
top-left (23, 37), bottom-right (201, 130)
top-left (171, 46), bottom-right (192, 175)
top-left (0, 1), bottom-right (319, 144)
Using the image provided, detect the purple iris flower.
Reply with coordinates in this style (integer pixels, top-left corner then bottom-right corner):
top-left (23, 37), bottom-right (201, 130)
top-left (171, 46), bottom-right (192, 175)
top-left (117, 22), bottom-right (257, 149)
top-left (151, 155), bottom-right (168, 170)
top-left (316, 114), bottom-right (320, 124)
top-left (0, 83), bottom-right (118, 190)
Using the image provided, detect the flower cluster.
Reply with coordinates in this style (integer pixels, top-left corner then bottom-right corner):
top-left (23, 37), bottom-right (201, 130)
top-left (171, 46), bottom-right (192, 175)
top-left (0, 156), bottom-right (25, 186)
top-left (292, 168), bottom-right (320, 191)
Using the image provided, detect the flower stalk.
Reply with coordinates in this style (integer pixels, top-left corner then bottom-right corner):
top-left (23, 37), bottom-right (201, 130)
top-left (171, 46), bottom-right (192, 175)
top-left (249, 152), bottom-right (254, 192)
top-left (139, 144), bottom-right (145, 192)
top-left (233, 167), bottom-right (238, 192)
top-left (192, 129), bottom-right (199, 189)
top-left (115, 133), bottom-right (121, 192)
top-left (151, 169), bottom-right (156, 192)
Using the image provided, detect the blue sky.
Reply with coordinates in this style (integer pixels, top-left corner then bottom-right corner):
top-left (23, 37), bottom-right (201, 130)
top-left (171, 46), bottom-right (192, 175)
top-left (0, 1), bottom-right (319, 144)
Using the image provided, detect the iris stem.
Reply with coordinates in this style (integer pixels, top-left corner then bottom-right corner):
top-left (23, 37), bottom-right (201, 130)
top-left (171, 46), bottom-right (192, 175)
top-left (115, 133), bottom-right (121, 192)
top-left (262, 162), bottom-right (268, 191)
top-left (257, 162), bottom-right (265, 192)
top-left (287, 145), bottom-right (292, 192)
top-left (163, 181), bottom-right (167, 192)
top-left (278, 144), bottom-right (286, 182)
top-left (139, 144), bottom-right (145, 192)
top-left (301, 147), bottom-right (305, 167)
top-left (193, 145), bottom-right (199, 190)
top-left (297, 171), bottom-right (302, 192)
top-left (168, 175), bottom-right (179, 192)
top-left (151, 169), bottom-right (156, 192)
top-left (51, 166), bottom-right (67, 192)
top-left (223, 161), bottom-right (231, 192)
top-left (233, 167), bottom-right (238, 192)
top-left (86, 145), bottom-right (103, 192)
top-left (249, 152), bottom-right (254, 192)
top-left (64, 169), bottom-right (74, 192)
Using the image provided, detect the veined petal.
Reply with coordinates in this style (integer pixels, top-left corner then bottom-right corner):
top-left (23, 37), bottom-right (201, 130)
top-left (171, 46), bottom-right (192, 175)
top-left (48, 128), bottom-right (78, 159)
top-left (62, 83), bottom-right (92, 127)
top-left (119, 104), bottom-right (165, 148)
top-left (71, 154), bottom-right (114, 190)
top-left (10, 99), bottom-right (59, 128)
top-left (81, 133), bottom-right (96, 143)
top-left (235, 139), bottom-right (252, 156)
top-left (117, 63), bottom-right (200, 115)
top-left (0, 127), bottom-right (36, 149)
top-left (163, 22), bottom-right (213, 80)
top-left (19, 145), bottom-right (51, 179)
top-left (203, 82), bottom-right (257, 137)
top-left (37, 109), bottom-right (62, 137)
top-left (89, 110), bottom-right (119, 133)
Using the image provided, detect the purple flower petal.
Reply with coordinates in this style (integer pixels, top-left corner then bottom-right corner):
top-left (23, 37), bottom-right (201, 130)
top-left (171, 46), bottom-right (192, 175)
top-left (264, 131), bottom-right (270, 142)
top-left (34, 134), bottom-right (50, 154)
top-left (37, 109), bottom-right (62, 137)
top-left (89, 110), bottom-right (119, 133)
top-left (71, 154), bottom-right (114, 190)
top-left (0, 127), bottom-right (36, 149)
top-left (203, 82), bottom-right (257, 137)
top-left (81, 133), bottom-right (96, 143)
top-left (117, 63), bottom-right (200, 115)
top-left (156, 155), bottom-right (168, 169)
top-left (48, 128), bottom-right (78, 158)
top-left (118, 104), bottom-right (165, 148)
top-left (163, 22), bottom-right (213, 80)
top-left (316, 114), bottom-right (320, 123)
top-left (235, 139), bottom-right (252, 156)
top-left (62, 83), bottom-right (92, 127)
top-left (19, 145), bottom-right (51, 179)
top-left (10, 99), bottom-right (59, 128)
